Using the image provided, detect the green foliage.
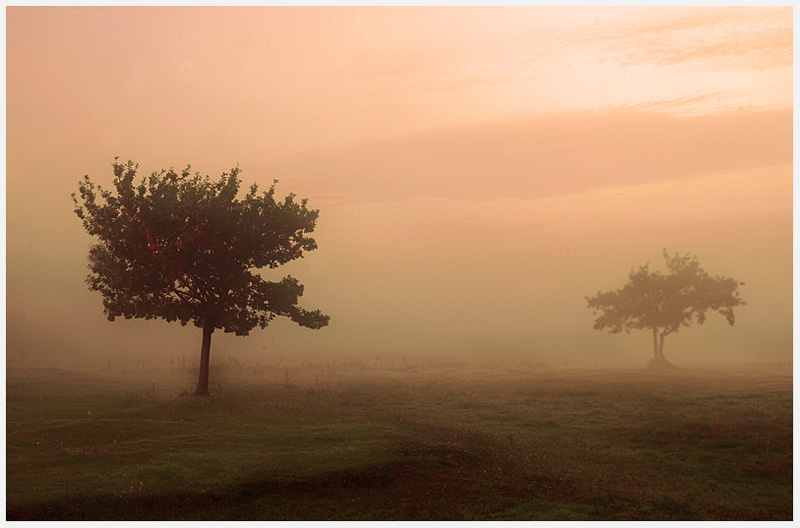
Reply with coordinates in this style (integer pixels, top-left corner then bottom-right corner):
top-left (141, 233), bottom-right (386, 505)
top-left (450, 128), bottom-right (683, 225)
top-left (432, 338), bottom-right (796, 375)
top-left (587, 250), bottom-right (745, 335)
top-left (586, 250), bottom-right (745, 363)
top-left (72, 159), bottom-right (329, 336)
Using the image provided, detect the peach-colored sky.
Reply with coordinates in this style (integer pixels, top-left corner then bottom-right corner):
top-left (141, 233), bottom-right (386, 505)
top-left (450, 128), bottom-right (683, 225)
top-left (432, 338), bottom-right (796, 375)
top-left (6, 6), bottom-right (793, 369)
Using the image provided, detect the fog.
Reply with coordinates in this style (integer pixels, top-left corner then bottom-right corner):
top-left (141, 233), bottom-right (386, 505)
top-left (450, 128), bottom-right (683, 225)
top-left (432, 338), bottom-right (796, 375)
top-left (6, 7), bottom-right (793, 374)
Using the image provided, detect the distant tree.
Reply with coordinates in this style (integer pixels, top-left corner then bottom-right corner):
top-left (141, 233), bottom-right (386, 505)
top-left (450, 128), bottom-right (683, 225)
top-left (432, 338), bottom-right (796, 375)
top-left (73, 159), bottom-right (329, 395)
top-left (586, 250), bottom-right (745, 368)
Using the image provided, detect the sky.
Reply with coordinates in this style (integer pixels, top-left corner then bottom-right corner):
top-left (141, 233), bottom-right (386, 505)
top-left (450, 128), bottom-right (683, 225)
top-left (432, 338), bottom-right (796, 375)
top-left (6, 6), bottom-right (793, 370)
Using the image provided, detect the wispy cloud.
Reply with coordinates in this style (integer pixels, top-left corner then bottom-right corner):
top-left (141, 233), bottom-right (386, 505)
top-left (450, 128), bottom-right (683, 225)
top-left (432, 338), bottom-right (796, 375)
top-left (610, 92), bottom-right (746, 114)
top-left (595, 7), bottom-right (792, 70)
top-left (281, 106), bottom-right (792, 205)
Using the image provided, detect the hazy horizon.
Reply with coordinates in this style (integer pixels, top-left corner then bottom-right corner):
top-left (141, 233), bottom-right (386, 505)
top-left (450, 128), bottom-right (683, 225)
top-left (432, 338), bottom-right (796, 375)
top-left (6, 6), bottom-right (793, 372)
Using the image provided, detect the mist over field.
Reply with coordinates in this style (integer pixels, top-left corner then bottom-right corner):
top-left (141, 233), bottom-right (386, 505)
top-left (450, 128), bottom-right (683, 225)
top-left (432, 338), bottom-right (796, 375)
top-left (6, 7), bottom-right (793, 376)
top-left (5, 6), bottom-right (792, 381)
top-left (5, 6), bottom-right (794, 522)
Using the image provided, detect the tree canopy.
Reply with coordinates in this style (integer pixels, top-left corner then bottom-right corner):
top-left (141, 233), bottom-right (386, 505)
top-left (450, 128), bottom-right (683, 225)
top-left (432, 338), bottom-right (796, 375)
top-left (586, 250), bottom-right (745, 367)
top-left (73, 159), bottom-right (329, 393)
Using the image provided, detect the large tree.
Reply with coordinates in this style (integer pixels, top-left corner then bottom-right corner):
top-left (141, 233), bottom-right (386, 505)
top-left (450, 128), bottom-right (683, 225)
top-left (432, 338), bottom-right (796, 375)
top-left (586, 250), bottom-right (745, 368)
top-left (73, 159), bottom-right (329, 394)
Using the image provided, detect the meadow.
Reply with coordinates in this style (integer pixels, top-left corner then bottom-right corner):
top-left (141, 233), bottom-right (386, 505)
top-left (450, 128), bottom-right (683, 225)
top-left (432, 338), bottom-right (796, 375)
top-left (6, 358), bottom-right (792, 521)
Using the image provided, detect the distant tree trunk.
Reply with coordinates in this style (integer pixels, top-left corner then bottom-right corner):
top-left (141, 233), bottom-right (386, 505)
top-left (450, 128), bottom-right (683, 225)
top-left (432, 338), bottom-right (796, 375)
top-left (649, 328), bottom-right (674, 369)
top-left (652, 328), bottom-right (658, 362)
top-left (195, 324), bottom-right (214, 395)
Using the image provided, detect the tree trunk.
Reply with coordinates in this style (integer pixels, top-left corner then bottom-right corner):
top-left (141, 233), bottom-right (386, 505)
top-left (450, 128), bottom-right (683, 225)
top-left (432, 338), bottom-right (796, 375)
top-left (652, 327), bottom-right (659, 362)
top-left (649, 328), bottom-right (674, 369)
top-left (195, 324), bottom-right (214, 396)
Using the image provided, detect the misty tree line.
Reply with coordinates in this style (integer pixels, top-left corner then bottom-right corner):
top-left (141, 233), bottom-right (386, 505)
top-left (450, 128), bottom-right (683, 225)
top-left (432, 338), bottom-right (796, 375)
top-left (73, 159), bottom-right (746, 395)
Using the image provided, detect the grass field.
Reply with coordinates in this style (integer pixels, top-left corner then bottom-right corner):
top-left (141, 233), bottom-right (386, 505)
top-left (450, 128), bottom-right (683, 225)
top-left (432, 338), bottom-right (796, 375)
top-left (6, 359), bottom-right (793, 521)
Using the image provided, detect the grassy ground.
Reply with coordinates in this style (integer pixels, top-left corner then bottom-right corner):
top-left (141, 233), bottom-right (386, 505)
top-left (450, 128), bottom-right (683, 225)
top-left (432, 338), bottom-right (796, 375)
top-left (6, 360), bottom-right (792, 520)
